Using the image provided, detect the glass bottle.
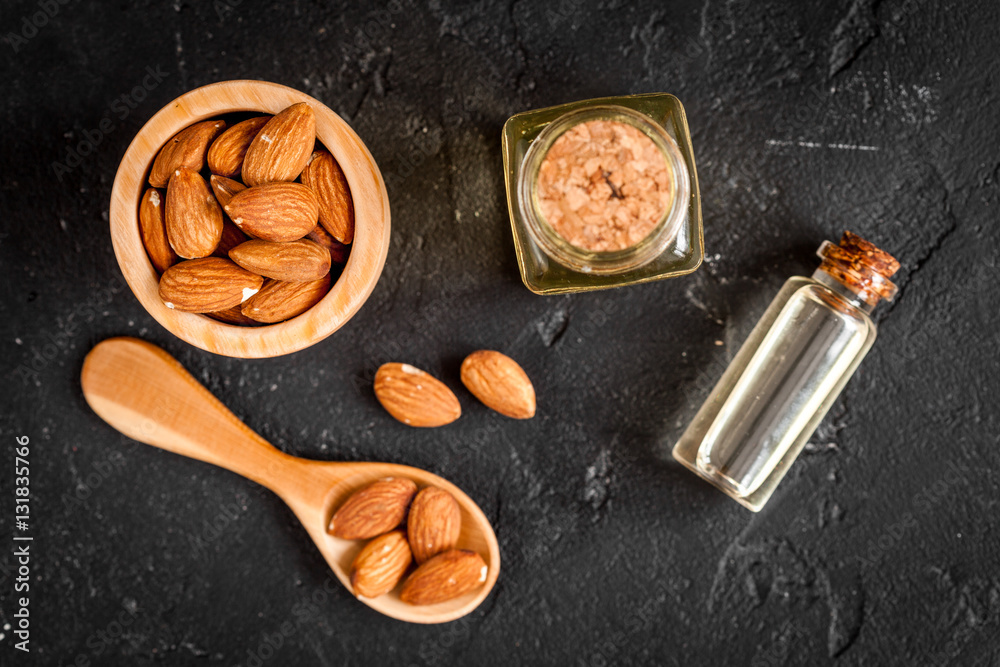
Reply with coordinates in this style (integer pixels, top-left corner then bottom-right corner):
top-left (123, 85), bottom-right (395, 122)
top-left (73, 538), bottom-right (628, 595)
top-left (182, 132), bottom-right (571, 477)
top-left (502, 94), bottom-right (704, 294)
top-left (672, 231), bottom-right (900, 511)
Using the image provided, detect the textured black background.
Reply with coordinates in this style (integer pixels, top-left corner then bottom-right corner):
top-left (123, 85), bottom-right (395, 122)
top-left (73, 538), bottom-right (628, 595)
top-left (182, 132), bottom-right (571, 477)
top-left (2, 0), bottom-right (999, 665)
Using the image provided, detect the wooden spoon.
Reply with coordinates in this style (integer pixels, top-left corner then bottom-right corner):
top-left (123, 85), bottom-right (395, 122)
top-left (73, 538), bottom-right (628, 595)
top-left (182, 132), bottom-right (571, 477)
top-left (80, 337), bottom-right (499, 624)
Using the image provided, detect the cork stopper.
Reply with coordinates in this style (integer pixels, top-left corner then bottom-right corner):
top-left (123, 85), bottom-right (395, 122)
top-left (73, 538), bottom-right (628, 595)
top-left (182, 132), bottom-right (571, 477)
top-left (816, 231), bottom-right (900, 307)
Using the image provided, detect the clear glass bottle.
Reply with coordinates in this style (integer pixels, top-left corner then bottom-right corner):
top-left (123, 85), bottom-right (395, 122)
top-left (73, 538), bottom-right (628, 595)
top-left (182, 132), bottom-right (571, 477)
top-left (502, 94), bottom-right (704, 294)
top-left (672, 231), bottom-right (900, 511)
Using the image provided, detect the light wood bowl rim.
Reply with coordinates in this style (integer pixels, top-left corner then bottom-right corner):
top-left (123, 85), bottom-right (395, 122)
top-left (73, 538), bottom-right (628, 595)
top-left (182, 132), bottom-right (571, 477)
top-left (109, 79), bottom-right (390, 358)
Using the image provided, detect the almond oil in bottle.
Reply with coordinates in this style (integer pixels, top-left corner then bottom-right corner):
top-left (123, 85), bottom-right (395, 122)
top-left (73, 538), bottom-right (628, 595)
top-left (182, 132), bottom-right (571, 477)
top-left (673, 231), bottom-right (900, 511)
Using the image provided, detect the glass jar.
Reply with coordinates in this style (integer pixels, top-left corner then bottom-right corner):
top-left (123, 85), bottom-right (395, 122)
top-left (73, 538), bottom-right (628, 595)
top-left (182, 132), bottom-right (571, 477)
top-left (672, 231), bottom-right (900, 511)
top-left (502, 94), bottom-right (703, 294)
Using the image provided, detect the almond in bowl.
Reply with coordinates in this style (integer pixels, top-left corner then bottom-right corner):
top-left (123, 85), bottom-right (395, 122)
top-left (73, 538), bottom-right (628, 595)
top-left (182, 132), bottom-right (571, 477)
top-left (144, 104), bottom-right (344, 322)
top-left (110, 80), bottom-right (391, 358)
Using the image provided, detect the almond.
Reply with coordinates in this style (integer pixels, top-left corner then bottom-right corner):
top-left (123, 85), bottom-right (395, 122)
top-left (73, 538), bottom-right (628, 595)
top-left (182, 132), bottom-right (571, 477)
top-left (240, 275), bottom-right (331, 323)
top-left (229, 239), bottom-right (331, 282)
top-left (407, 487), bottom-right (461, 564)
top-left (328, 478), bottom-right (418, 540)
top-left (158, 258), bottom-right (263, 313)
top-left (241, 102), bottom-right (315, 186)
top-left (138, 188), bottom-right (178, 273)
top-left (208, 305), bottom-right (262, 326)
top-left (148, 120), bottom-right (226, 188)
top-left (165, 168), bottom-right (224, 259)
top-left (210, 175), bottom-right (253, 244)
top-left (209, 174), bottom-right (247, 209)
top-left (374, 363), bottom-right (462, 428)
top-left (206, 116), bottom-right (271, 178)
top-left (214, 220), bottom-right (248, 259)
top-left (224, 182), bottom-right (319, 242)
top-left (399, 550), bottom-right (488, 606)
top-left (350, 530), bottom-right (413, 598)
top-left (460, 350), bottom-right (536, 419)
top-left (301, 149), bottom-right (355, 244)
top-left (306, 224), bottom-right (350, 264)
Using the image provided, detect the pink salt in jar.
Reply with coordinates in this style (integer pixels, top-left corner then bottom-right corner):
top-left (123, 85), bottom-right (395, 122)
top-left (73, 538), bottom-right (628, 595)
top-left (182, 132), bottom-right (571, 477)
top-left (504, 97), bottom-right (702, 294)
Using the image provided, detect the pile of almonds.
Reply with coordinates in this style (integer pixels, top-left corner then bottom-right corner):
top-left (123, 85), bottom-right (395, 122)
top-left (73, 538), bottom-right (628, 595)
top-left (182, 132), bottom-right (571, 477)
top-left (138, 103), bottom-right (355, 325)
top-left (329, 478), bottom-right (489, 605)
top-left (374, 350), bottom-right (536, 427)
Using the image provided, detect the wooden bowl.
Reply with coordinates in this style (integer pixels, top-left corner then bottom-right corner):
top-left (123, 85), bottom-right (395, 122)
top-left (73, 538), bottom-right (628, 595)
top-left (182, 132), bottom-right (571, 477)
top-left (110, 80), bottom-right (390, 358)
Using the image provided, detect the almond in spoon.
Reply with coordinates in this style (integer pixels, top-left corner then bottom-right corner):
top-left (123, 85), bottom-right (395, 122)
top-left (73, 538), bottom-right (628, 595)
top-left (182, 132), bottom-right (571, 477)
top-left (350, 530), bottom-right (413, 598)
top-left (399, 550), bottom-right (488, 606)
top-left (407, 487), bottom-right (461, 564)
top-left (328, 478), bottom-right (418, 540)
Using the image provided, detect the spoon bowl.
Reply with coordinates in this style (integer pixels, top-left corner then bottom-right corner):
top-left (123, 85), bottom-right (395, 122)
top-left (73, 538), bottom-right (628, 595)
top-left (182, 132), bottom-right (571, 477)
top-left (80, 337), bottom-right (500, 624)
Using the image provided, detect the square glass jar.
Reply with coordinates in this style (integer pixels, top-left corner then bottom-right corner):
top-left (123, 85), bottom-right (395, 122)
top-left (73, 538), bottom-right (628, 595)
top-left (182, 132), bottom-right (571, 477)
top-left (502, 93), bottom-right (703, 294)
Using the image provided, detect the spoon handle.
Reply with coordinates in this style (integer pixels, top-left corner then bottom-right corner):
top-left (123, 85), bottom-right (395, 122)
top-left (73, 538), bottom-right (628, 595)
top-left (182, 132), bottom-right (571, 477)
top-left (81, 337), bottom-right (300, 493)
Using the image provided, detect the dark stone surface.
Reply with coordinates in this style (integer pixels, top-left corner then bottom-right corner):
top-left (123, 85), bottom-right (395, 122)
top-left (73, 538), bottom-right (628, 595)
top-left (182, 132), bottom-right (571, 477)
top-left (2, 0), bottom-right (999, 664)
